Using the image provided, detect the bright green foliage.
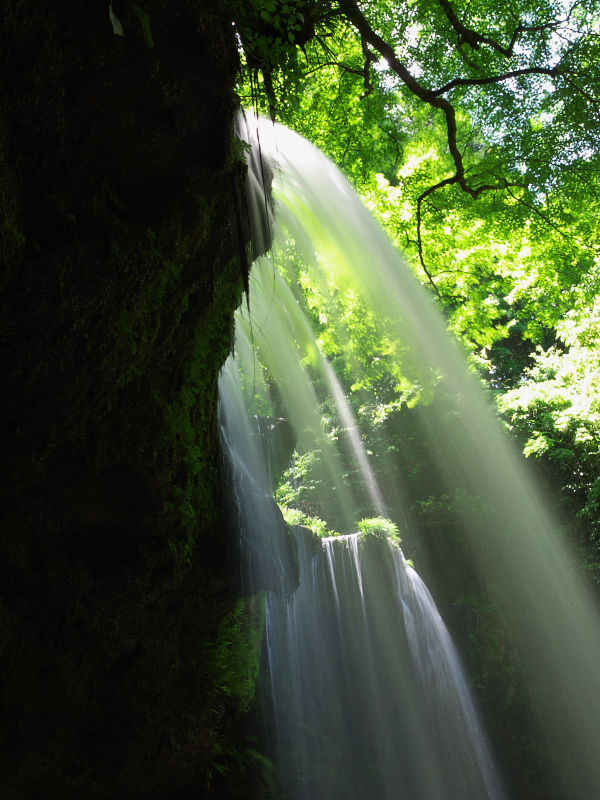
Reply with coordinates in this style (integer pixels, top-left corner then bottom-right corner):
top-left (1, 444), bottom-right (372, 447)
top-left (206, 595), bottom-right (266, 710)
top-left (235, 0), bottom-right (600, 367)
top-left (280, 505), bottom-right (337, 537)
top-left (358, 516), bottom-right (401, 545)
top-left (276, 449), bottom-right (342, 535)
top-left (279, 85), bottom-right (599, 369)
top-left (364, 153), bottom-right (600, 352)
top-left (499, 277), bottom-right (600, 578)
top-left (276, 449), bottom-right (323, 508)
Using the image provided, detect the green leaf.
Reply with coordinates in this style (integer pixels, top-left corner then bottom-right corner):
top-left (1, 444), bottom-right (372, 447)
top-left (132, 3), bottom-right (154, 48)
top-left (108, 5), bottom-right (124, 36)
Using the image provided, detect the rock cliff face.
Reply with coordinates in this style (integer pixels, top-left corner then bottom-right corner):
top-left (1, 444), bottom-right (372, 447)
top-left (0, 2), bottom-right (256, 797)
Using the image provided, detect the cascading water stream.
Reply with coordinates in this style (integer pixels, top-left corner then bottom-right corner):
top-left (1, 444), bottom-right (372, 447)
top-left (220, 114), bottom-right (600, 798)
top-left (221, 353), bottom-right (504, 800)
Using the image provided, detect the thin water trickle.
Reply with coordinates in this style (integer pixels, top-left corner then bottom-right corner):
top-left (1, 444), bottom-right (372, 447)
top-left (221, 113), bottom-right (600, 799)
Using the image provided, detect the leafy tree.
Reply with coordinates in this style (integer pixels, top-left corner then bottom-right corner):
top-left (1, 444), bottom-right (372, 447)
top-left (234, 0), bottom-right (600, 359)
top-left (499, 274), bottom-right (600, 580)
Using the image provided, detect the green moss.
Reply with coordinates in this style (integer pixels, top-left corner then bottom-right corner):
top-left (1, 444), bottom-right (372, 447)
top-left (51, 160), bottom-right (248, 568)
top-left (0, 3), bottom-right (266, 791)
top-left (206, 594), bottom-right (267, 711)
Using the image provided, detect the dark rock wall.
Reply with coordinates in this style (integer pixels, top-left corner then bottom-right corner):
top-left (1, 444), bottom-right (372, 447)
top-left (0, 2), bottom-right (256, 797)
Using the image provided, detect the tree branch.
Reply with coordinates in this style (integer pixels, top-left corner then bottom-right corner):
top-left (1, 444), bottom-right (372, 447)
top-left (360, 37), bottom-right (378, 96)
top-left (560, 74), bottom-right (600, 116)
top-left (415, 178), bottom-right (459, 299)
top-left (433, 67), bottom-right (559, 97)
top-left (436, 0), bottom-right (578, 58)
top-left (455, 42), bottom-right (481, 71)
top-left (338, 2), bottom-right (461, 173)
top-left (335, 0), bottom-right (597, 286)
top-left (337, 0), bottom-right (512, 201)
top-left (504, 186), bottom-right (574, 243)
top-left (437, 0), bottom-right (514, 55)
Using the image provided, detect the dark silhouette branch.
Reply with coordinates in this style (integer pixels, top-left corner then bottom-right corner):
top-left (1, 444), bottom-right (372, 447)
top-left (455, 42), bottom-right (481, 70)
top-left (303, 50), bottom-right (381, 97)
top-left (336, 1), bottom-right (596, 198)
top-left (361, 38), bottom-right (378, 96)
top-left (415, 178), bottom-right (459, 299)
top-left (560, 74), bottom-right (600, 115)
top-left (338, 0), bottom-right (476, 197)
top-left (433, 67), bottom-right (559, 97)
top-left (437, 0), bottom-right (517, 56)
top-left (436, 0), bottom-right (581, 58)
top-left (340, 0), bottom-right (532, 204)
top-left (504, 186), bottom-right (575, 244)
top-left (334, 0), bottom-right (597, 282)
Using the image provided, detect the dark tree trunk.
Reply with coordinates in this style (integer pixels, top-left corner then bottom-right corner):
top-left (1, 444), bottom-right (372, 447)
top-left (0, 2), bottom-right (252, 797)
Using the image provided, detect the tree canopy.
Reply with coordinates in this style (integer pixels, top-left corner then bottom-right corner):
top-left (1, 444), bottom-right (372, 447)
top-left (234, 0), bottom-right (600, 342)
top-left (231, 0), bottom-right (600, 580)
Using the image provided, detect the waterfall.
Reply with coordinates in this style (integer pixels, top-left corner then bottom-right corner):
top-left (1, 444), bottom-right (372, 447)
top-left (221, 349), bottom-right (504, 799)
top-left (220, 114), bottom-right (600, 798)
top-left (271, 529), bottom-right (505, 800)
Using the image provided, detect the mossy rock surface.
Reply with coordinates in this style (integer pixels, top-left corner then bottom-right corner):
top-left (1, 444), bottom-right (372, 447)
top-left (0, 2), bottom-right (264, 797)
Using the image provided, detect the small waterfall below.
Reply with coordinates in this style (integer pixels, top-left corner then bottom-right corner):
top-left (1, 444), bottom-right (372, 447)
top-left (270, 530), bottom-right (504, 800)
top-left (221, 355), bottom-right (504, 800)
top-left (219, 114), bottom-right (600, 798)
